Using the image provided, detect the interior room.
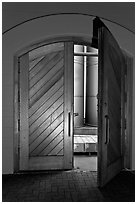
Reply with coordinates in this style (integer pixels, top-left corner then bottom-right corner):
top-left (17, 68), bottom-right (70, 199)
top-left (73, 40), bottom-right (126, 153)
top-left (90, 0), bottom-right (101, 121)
top-left (73, 44), bottom-right (98, 171)
top-left (2, 2), bottom-right (135, 202)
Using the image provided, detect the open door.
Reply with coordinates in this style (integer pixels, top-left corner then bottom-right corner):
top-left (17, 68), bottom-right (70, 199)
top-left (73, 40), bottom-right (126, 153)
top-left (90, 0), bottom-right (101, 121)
top-left (97, 24), bottom-right (126, 186)
top-left (19, 42), bottom-right (74, 170)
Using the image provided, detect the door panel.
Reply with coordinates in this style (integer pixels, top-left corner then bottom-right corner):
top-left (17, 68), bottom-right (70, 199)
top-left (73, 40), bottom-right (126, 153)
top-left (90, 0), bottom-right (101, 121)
top-left (98, 27), bottom-right (125, 187)
top-left (19, 42), bottom-right (74, 170)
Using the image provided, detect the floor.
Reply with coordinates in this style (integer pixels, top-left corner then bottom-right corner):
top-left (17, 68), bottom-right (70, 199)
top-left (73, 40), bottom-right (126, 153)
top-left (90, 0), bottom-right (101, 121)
top-left (74, 154), bottom-right (97, 171)
top-left (2, 170), bottom-right (135, 202)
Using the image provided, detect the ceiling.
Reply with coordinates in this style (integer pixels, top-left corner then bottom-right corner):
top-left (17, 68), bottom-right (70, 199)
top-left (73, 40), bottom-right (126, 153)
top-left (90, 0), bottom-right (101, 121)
top-left (2, 2), bottom-right (135, 34)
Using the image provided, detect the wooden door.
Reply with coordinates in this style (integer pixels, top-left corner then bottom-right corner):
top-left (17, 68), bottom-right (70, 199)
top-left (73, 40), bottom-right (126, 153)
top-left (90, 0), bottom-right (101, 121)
top-left (98, 27), bottom-right (126, 187)
top-left (19, 42), bottom-right (74, 170)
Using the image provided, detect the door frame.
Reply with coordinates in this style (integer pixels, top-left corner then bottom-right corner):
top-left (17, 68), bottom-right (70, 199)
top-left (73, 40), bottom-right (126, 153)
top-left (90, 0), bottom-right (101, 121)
top-left (13, 36), bottom-right (92, 173)
top-left (122, 50), bottom-right (134, 169)
top-left (13, 35), bottom-right (133, 173)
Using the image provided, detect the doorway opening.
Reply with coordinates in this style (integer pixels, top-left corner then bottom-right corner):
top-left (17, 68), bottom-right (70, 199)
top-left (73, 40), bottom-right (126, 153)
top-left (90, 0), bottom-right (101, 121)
top-left (73, 44), bottom-right (98, 171)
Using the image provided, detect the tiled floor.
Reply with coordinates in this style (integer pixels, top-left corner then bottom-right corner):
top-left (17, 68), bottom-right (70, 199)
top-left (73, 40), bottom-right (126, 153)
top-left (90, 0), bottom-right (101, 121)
top-left (74, 155), bottom-right (97, 171)
top-left (2, 170), bottom-right (135, 202)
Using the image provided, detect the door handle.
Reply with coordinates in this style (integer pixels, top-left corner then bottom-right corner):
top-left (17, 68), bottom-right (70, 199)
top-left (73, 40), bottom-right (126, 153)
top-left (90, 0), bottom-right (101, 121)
top-left (105, 115), bottom-right (110, 144)
top-left (68, 112), bottom-right (71, 137)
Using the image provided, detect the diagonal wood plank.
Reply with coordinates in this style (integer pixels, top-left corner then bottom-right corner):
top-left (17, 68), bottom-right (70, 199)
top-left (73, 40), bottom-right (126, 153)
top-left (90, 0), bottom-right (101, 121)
top-left (57, 148), bottom-right (64, 156)
top-left (29, 104), bottom-right (63, 144)
top-left (29, 88), bottom-right (63, 128)
top-left (29, 42), bottom-right (64, 61)
top-left (29, 56), bottom-right (44, 71)
top-left (30, 121), bottom-right (63, 156)
top-left (40, 132), bottom-right (63, 156)
top-left (29, 51), bottom-right (64, 88)
top-left (29, 67), bottom-right (64, 106)
top-left (28, 43), bottom-right (66, 161)
top-left (29, 52), bottom-right (58, 79)
top-left (48, 140), bottom-right (64, 156)
top-left (29, 96), bottom-right (63, 136)
top-left (29, 83), bottom-right (63, 125)
top-left (29, 76), bottom-right (63, 116)
top-left (29, 115), bottom-right (63, 153)
top-left (29, 57), bottom-right (64, 98)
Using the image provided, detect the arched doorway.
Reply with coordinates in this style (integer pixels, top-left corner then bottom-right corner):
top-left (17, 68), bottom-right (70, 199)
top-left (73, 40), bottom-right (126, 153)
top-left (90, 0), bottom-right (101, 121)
top-left (14, 18), bottom-right (127, 187)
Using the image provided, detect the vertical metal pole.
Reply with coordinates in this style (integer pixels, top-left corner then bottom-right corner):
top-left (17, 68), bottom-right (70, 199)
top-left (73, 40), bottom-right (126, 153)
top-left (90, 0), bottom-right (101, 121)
top-left (84, 46), bottom-right (87, 121)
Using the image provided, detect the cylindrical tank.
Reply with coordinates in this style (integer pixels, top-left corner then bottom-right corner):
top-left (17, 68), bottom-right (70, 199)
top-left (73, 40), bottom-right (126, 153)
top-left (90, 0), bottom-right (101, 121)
top-left (74, 45), bottom-right (84, 127)
top-left (85, 47), bottom-right (98, 126)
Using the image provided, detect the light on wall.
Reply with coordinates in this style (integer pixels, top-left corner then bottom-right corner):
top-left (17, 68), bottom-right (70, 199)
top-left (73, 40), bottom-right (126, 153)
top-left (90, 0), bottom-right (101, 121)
top-left (74, 45), bottom-right (98, 128)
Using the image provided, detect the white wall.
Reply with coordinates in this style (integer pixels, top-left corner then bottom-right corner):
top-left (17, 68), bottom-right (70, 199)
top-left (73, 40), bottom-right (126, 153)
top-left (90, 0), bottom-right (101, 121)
top-left (3, 14), bottom-right (135, 174)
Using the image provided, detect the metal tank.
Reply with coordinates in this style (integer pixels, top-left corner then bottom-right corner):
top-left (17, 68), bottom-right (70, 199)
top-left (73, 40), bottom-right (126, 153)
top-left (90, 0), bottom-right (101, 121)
top-left (74, 45), bottom-right (84, 127)
top-left (85, 47), bottom-right (98, 126)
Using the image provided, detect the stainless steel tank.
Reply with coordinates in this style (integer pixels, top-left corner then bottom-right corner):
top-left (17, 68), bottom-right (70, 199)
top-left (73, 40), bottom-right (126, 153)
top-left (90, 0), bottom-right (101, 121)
top-left (85, 47), bottom-right (98, 126)
top-left (74, 45), bottom-right (84, 127)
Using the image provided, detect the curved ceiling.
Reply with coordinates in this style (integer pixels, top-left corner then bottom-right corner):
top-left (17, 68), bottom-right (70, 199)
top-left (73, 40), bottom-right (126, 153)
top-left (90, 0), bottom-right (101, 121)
top-left (2, 2), bottom-right (135, 34)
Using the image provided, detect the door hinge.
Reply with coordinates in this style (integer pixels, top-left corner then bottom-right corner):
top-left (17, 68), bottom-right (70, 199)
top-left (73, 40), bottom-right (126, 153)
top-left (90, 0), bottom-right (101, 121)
top-left (18, 144), bottom-right (20, 153)
top-left (18, 59), bottom-right (20, 73)
top-left (18, 119), bottom-right (20, 132)
top-left (18, 90), bottom-right (20, 102)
